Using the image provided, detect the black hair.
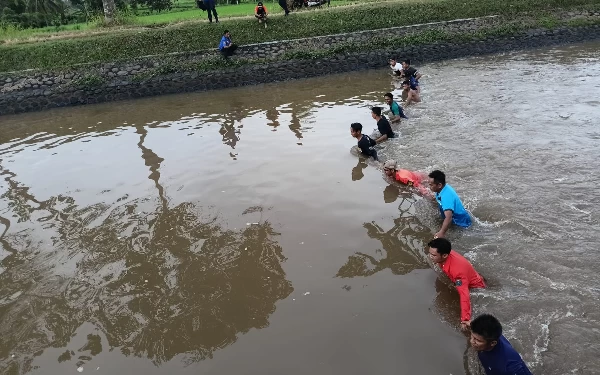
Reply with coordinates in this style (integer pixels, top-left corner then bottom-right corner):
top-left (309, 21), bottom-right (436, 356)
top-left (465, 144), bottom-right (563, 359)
top-left (427, 238), bottom-right (452, 255)
top-left (471, 314), bottom-right (503, 342)
top-left (257, 1), bottom-right (263, 4)
top-left (402, 80), bottom-right (410, 86)
top-left (223, 30), bottom-right (229, 34)
top-left (389, 57), bottom-right (397, 62)
top-left (371, 107), bottom-right (382, 116)
top-left (403, 59), bottom-right (411, 65)
top-left (350, 123), bottom-right (363, 132)
top-left (384, 92), bottom-right (393, 99)
top-left (428, 170), bottom-right (446, 185)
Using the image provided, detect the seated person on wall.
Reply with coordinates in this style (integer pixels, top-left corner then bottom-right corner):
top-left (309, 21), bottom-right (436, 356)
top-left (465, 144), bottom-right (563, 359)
top-left (402, 79), bottom-right (421, 105)
top-left (219, 30), bottom-right (238, 58)
top-left (255, 2), bottom-right (268, 28)
top-left (384, 92), bottom-right (408, 122)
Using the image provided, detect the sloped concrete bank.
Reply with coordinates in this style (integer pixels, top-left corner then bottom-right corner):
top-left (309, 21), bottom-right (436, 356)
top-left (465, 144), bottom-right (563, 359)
top-left (1, 15), bottom-right (600, 116)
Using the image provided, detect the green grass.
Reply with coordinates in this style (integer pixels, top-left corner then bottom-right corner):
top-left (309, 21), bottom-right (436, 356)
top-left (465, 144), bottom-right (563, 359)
top-left (1, 0), bottom-right (599, 72)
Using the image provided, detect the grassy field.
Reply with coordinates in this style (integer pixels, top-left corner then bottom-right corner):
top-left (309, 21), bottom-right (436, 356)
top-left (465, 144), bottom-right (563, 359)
top-left (1, 0), bottom-right (599, 73)
top-left (0, 0), bottom-right (369, 43)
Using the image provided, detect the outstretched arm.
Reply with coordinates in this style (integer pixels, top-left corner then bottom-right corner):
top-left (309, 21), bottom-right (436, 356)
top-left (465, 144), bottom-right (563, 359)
top-left (435, 210), bottom-right (453, 238)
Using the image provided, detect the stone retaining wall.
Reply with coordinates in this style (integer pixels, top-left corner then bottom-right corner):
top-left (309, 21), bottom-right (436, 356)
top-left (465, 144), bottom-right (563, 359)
top-left (1, 16), bottom-right (600, 116)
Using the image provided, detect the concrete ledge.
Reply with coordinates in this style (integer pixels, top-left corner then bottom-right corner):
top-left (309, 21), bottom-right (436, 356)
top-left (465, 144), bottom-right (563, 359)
top-left (1, 18), bottom-right (600, 116)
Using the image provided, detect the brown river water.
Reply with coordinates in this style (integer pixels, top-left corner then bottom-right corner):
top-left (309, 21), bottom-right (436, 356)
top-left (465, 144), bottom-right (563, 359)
top-left (1, 41), bottom-right (600, 375)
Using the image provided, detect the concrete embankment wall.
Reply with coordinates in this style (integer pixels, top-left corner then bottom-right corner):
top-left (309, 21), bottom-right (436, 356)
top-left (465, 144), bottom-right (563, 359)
top-left (1, 14), bottom-right (600, 116)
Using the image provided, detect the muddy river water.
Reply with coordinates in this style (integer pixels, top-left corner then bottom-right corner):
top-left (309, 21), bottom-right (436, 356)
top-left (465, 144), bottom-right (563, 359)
top-left (1, 41), bottom-right (600, 375)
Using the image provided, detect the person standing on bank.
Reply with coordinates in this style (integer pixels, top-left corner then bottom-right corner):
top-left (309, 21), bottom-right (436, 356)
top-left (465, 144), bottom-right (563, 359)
top-left (219, 30), bottom-right (237, 58)
top-left (427, 170), bottom-right (471, 238)
top-left (278, 0), bottom-right (290, 16)
top-left (203, 0), bottom-right (218, 23)
top-left (371, 107), bottom-right (395, 144)
top-left (470, 314), bottom-right (533, 375)
top-left (428, 238), bottom-right (486, 331)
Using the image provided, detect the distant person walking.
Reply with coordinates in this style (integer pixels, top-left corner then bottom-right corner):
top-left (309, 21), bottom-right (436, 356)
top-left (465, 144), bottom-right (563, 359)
top-left (219, 30), bottom-right (237, 58)
top-left (428, 238), bottom-right (486, 330)
top-left (204, 0), bottom-right (219, 23)
top-left (470, 314), bottom-right (533, 375)
top-left (279, 0), bottom-right (290, 16)
top-left (428, 170), bottom-right (471, 238)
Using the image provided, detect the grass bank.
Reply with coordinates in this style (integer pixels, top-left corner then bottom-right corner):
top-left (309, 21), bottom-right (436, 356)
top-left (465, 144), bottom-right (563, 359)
top-left (1, 0), bottom-right (600, 72)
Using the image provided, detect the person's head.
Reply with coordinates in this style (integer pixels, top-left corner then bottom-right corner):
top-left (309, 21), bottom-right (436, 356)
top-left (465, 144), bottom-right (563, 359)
top-left (371, 106), bottom-right (382, 119)
top-left (428, 170), bottom-right (446, 193)
top-left (257, 1), bottom-right (263, 5)
top-left (389, 58), bottom-right (397, 66)
top-left (223, 30), bottom-right (231, 37)
top-left (401, 80), bottom-right (411, 90)
top-left (401, 59), bottom-right (411, 69)
top-left (427, 238), bottom-right (452, 264)
top-left (384, 93), bottom-right (394, 105)
top-left (470, 314), bottom-right (503, 351)
top-left (350, 122), bottom-right (363, 138)
top-left (383, 160), bottom-right (397, 177)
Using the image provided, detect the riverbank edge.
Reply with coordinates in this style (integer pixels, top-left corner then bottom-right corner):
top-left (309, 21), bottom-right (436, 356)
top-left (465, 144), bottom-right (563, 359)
top-left (2, 19), bottom-right (600, 116)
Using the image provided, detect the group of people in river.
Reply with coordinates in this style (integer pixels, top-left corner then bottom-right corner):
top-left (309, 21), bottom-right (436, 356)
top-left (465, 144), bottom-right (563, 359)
top-left (350, 59), bottom-right (533, 375)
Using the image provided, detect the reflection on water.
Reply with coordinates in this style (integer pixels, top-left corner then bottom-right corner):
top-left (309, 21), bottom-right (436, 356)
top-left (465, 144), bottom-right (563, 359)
top-left (2, 41), bottom-right (600, 375)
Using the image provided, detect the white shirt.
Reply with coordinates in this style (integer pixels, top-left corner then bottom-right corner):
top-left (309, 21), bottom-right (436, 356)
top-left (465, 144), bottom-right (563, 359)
top-left (390, 63), bottom-right (402, 73)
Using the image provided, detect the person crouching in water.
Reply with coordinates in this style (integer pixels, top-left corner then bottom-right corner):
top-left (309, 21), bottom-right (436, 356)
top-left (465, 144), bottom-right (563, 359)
top-left (350, 123), bottom-right (378, 161)
top-left (384, 92), bottom-right (408, 123)
top-left (255, 2), bottom-right (268, 28)
top-left (383, 160), bottom-right (429, 195)
top-left (402, 80), bottom-right (421, 105)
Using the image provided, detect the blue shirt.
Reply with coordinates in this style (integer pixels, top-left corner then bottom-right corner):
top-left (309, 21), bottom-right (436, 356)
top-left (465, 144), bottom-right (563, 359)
top-left (478, 336), bottom-right (532, 375)
top-left (219, 36), bottom-right (231, 51)
top-left (435, 184), bottom-right (471, 228)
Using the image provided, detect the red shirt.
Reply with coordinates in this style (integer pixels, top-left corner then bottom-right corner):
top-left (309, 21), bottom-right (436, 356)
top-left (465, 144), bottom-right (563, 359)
top-left (441, 251), bottom-right (485, 322)
top-left (394, 169), bottom-right (423, 186)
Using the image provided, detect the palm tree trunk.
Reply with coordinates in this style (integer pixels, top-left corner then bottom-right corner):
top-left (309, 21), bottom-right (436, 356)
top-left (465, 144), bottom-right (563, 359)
top-left (103, 0), bottom-right (116, 23)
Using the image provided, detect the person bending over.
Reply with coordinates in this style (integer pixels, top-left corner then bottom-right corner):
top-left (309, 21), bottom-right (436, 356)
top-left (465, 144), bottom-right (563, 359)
top-left (470, 314), bottom-right (533, 375)
top-left (255, 2), bottom-right (268, 28)
top-left (428, 238), bottom-right (485, 330)
top-left (350, 123), bottom-right (378, 161)
top-left (427, 170), bottom-right (471, 238)
top-left (371, 107), bottom-right (395, 144)
top-left (384, 92), bottom-right (408, 122)
top-left (402, 80), bottom-right (421, 105)
top-left (383, 160), bottom-right (428, 195)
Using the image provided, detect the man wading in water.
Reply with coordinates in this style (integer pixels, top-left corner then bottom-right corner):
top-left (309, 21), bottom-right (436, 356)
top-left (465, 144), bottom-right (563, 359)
top-left (427, 170), bottom-right (471, 238)
top-left (371, 107), bottom-right (395, 143)
top-left (384, 92), bottom-right (408, 122)
top-left (428, 238), bottom-right (485, 331)
top-left (470, 314), bottom-right (533, 375)
top-left (350, 123), bottom-right (378, 161)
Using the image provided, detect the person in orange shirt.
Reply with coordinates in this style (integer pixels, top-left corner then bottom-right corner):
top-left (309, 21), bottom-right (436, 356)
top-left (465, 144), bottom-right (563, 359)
top-left (427, 238), bottom-right (486, 330)
top-left (383, 160), bottom-right (428, 195)
top-left (255, 2), bottom-right (269, 28)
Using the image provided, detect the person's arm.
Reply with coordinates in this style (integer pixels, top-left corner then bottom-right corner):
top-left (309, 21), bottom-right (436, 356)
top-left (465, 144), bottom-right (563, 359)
top-left (435, 210), bottom-right (453, 238)
top-left (454, 273), bottom-right (472, 330)
top-left (415, 71), bottom-right (422, 80)
top-left (375, 134), bottom-right (388, 144)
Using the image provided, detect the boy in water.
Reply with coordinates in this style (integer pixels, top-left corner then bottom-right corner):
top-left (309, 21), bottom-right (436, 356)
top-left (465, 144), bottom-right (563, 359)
top-left (402, 80), bottom-right (421, 105)
top-left (254, 2), bottom-right (268, 27)
top-left (384, 93), bottom-right (408, 122)
top-left (350, 123), bottom-right (378, 161)
top-left (428, 170), bottom-right (471, 238)
top-left (371, 107), bottom-right (395, 143)
top-left (401, 59), bottom-right (422, 89)
top-left (470, 314), bottom-right (533, 375)
top-left (383, 160), bottom-right (428, 195)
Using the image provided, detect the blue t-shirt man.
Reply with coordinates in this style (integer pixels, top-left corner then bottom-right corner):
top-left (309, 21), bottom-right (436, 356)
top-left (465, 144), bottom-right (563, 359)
top-left (435, 184), bottom-right (471, 227)
top-left (219, 35), bottom-right (231, 50)
top-left (478, 336), bottom-right (532, 375)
